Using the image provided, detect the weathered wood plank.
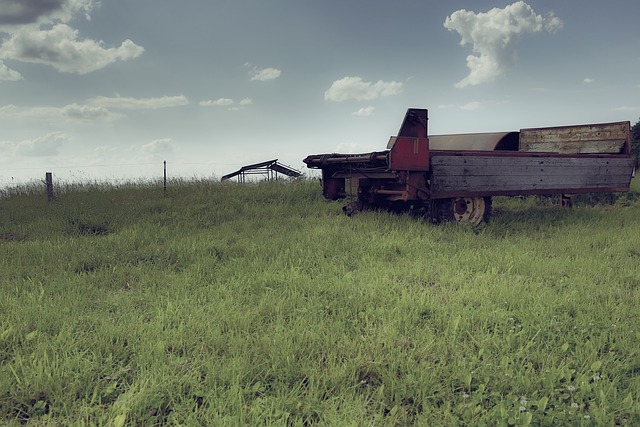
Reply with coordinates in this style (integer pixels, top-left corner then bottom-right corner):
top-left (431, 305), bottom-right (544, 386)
top-left (430, 155), bottom-right (635, 195)
top-left (431, 155), bottom-right (633, 168)
top-left (519, 140), bottom-right (626, 154)
top-left (432, 174), bottom-right (632, 193)
top-left (432, 164), bottom-right (631, 177)
top-left (519, 121), bottom-right (630, 154)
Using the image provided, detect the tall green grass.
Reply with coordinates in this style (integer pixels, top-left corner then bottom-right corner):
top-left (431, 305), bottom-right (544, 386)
top-left (1, 178), bottom-right (639, 425)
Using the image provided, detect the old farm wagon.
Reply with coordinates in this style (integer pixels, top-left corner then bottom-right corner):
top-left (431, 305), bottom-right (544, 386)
top-left (304, 108), bottom-right (635, 225)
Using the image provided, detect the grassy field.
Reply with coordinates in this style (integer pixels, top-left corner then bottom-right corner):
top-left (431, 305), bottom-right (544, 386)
top-left (1, 177), bottom-right (639, 426)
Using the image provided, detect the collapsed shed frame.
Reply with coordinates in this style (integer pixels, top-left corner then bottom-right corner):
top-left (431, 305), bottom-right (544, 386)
top-left (221, 159), bottom-right (302, 183)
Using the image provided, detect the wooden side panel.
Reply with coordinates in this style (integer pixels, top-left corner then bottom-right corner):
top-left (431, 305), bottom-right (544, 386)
top-left (430, 155), bottom-right (636, 198)
top-left (519, 121), bottom-right (630, 154)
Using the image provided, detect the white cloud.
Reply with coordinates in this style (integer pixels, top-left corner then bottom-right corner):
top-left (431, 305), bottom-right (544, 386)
top-left (352, 106), bottom-right (375, 116)
top-left (199, 98), bottom-right (234, 107)
top-left (15, 131), bottom-right (69, 157)
top-left (444, 1), bottom-right (563, 88)
top-left (0, 60), bottom-right (22, 80)
top-left (0, 104), bottom-right (56, 119)
top-left (460, 101), bottom-right (481, 111)
top-left (89, 94), bottom-right (188, 109)
top-left (95, 145), bottom-right (116, 155)
top-left (0, 1), bottom-right (143, 76)
top-left (583, 77), bottom-right (594, 84)
top-left (335, 142), bottom-right (362, 154)
top-left (141, 138), bottom-right (173, 154)
top-left (199, 97), bottom-right (253, 110)
top-left (324, 76), bottom-right (403, 102)
top-left (250, 67), bottom-right (281, 81)
top-left (0, 102), bottom-right (122, 121)
top-left (530, 87), bottom-right (550, 93)
top-left (0, 140), bottom-right (13, 153)
top-left (438, 101), bottom-right (509, 111)
top-left (61, 103), bottom-right (122, 120)
top-left (0, 24), bottom-right (144, 74)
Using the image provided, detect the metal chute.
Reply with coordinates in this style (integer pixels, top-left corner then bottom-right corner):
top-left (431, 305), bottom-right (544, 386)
top-left (387, 132), bottom-right (519, 151)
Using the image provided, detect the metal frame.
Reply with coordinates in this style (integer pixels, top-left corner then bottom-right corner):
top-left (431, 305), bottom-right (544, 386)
top-left (221, 159), bottom-right (302, 182)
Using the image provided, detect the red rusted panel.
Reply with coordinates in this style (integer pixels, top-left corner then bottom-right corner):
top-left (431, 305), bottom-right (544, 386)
top-left (397, 108), bottom-right (428, 138)
top-left (389, 137), bottom-right (429, 171)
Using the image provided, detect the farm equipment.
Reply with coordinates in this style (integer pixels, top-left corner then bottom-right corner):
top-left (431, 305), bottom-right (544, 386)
top-left (303, 108), bottom-right (635, 225)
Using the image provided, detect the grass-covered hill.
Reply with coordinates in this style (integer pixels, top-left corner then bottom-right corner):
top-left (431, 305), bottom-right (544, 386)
top-left (1, 178), bottom-right (639, 426)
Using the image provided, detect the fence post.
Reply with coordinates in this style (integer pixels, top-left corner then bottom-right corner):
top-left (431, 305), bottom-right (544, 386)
top-left (163, 161), bottom-right (167, 196)
top-left (45, 172), bottom-right (54, 202)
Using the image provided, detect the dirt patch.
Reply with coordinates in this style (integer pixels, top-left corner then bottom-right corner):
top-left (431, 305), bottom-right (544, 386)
top-left (1, 232), bottom-right (17, 242)
top-left (68, 219), bottom-right (111, 236)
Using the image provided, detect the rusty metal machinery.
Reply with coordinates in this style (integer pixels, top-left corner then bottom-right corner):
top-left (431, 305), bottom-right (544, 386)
top-left (304, 108), bottom-right (635, 225)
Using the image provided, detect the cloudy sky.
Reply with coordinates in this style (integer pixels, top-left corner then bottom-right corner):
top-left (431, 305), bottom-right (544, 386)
top-left (1, 0), bottom-right (639, 185)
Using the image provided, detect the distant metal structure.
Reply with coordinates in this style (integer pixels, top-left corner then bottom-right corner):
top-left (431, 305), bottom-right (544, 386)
top-left (221, 159), bottom-right (303, 182)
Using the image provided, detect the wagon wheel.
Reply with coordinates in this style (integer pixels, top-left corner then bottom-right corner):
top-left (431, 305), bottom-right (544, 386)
top-left (452, 197), bottom-right (492, 225)
top-left (431, 197), bottom-right (492, 225)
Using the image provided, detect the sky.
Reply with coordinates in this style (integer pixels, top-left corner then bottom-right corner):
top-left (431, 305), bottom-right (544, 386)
top-left (1, 0), bottom-right (639, 186)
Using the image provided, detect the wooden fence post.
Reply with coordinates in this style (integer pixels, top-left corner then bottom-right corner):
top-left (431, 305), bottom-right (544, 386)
top-left (163, 161), bottom-right (167, 196)
top-left (45, 172), bottom-right (54, 202)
